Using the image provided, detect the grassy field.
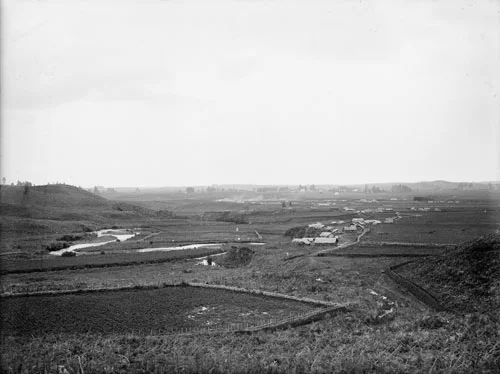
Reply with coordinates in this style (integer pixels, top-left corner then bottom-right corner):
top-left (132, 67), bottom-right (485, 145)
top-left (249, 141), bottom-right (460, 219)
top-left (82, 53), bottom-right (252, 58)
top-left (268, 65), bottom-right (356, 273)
top-left (1, 185), bottom-right (499, 373)
top-left (327, 245), bottom-right (445, 257)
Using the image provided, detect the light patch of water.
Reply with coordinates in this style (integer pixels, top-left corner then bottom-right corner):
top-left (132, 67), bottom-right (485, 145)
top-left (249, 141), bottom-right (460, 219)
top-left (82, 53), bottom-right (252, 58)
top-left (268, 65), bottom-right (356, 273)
top-left (49, 229), bottom-right (139, 256)
top-left (194, 252), bottom-right (227, 260)
top-left (137, 243), bottom-right (221, 253)
top-left (97, 229), bottom-right (136, 241)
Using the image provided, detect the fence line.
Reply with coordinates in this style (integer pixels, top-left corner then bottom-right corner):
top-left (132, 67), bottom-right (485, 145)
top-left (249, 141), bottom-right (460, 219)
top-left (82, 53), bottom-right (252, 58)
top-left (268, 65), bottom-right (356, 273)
top-left (166, 305), bottom-right (347, 336)
top-left (1, 281), bottom-right (352, 336)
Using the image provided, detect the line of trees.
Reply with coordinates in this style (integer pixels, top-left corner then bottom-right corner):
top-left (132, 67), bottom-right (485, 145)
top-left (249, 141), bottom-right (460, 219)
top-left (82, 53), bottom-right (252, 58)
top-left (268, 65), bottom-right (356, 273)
top-left (0, 178), bottom-right (33, 187)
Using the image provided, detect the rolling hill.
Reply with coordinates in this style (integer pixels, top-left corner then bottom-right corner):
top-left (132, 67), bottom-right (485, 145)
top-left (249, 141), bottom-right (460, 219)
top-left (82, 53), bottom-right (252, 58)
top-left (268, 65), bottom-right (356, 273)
top-left (0, 184), bottom-right (173, 221)
top-left (0, 184), bottom-right (174, 254)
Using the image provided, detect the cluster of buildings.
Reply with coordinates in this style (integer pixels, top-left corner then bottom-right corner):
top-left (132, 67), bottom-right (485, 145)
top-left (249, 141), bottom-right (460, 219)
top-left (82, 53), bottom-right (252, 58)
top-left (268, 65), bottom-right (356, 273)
top-left (292, 214), bottom-right (403, 246)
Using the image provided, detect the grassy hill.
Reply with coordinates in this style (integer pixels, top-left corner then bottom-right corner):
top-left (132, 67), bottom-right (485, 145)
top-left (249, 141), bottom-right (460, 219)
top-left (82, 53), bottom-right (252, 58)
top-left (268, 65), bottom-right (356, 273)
top-left (0, 184), bottom-right (174, 254)
top-left (397, 232), bottom-right (500, 315)
top-left (0, 184), bottom-right (173, 220)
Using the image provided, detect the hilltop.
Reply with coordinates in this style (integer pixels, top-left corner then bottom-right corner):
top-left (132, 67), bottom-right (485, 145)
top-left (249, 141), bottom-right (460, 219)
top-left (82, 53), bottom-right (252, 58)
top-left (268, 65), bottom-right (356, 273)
top-left (398, 233), bottom-right (500, 315)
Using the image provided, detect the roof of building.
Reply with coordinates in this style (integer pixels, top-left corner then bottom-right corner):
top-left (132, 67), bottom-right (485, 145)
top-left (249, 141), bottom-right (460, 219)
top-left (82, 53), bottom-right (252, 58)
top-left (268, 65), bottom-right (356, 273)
top-left (314, 237), bottom-right (338, 244)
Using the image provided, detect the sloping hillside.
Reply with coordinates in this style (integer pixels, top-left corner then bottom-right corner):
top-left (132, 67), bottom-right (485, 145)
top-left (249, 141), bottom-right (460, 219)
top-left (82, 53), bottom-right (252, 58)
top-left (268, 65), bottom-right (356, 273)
top-left (0, 184), bottom-right (172, 222)
top-left (0, 184), bottom-right (175, 254)
top-left (397, 233), bottom-right (500, 315)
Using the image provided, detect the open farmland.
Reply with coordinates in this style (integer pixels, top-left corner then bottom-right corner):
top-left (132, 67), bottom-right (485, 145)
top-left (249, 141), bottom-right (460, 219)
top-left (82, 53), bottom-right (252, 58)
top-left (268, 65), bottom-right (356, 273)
top-left (0, 246), bottom-right (226, 275)
top-left (1, 184), bottom-right (499, 373)
top-left (1, 285), bottom-right (317, 336)
top-left (367, 209), bottom-right (499, 244)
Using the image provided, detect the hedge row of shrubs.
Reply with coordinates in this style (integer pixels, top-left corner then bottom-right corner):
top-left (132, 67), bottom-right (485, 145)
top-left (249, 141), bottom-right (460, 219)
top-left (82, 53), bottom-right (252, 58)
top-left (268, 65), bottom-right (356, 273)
top-left (45, 242), bottom-right (70, 252)
top-left (57, 234), bottom-right (83, 242)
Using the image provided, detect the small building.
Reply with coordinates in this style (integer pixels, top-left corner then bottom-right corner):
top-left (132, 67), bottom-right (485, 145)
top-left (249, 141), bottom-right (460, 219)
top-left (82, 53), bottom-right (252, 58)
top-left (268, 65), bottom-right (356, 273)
top-left (344, 225), bottom-right (358, 232)
top-left (292, 238), bottom-right (314, 245)
top-left (384, 218), bottom-right (394, 224)
top-left (314, 237), bottom-right (338, 245)
top-left (320, 231), bottom-right (333, 237)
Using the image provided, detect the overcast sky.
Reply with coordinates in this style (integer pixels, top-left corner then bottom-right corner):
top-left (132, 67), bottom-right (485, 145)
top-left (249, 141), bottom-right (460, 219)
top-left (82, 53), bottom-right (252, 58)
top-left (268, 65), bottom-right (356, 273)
top-left (1, 0), bottom-right (499, 187)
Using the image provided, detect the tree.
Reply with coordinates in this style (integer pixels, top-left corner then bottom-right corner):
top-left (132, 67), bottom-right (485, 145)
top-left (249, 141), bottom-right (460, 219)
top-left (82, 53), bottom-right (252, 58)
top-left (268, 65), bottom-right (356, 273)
top-left (93, 186), bottom-right (100, 194)
top-left (1, 177), bottom-right (6, 185)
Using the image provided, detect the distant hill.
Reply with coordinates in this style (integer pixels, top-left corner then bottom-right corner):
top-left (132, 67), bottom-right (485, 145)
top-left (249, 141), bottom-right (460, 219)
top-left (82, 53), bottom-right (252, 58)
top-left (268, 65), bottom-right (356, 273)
top-left (0, 184), bottom-right (173, 223)
top-left (399, 233), bottom-right (500, 315)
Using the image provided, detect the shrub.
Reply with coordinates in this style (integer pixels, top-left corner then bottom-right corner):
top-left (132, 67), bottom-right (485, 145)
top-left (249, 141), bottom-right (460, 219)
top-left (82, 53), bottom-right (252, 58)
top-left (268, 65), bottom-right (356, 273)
top-left (57, 234), bottom-right (82, 242)
top-left (61, 251), bottom-right (76, 257)
top-left (219, 246), bottom-right (255, 268)
top-left (46, 242), bottom-right (70, 252)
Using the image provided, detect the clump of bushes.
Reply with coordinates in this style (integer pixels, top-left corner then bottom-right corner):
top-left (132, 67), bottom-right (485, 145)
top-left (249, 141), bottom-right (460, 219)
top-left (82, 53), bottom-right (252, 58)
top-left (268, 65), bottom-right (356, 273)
top-left (57, 234), bottom-right (82, 242)
top-left (61, 251), bottom-right (76, 257)
top-left (46, 242), bottom-right (70, 252)
top-left (219, 246), bottom-right (255, 268)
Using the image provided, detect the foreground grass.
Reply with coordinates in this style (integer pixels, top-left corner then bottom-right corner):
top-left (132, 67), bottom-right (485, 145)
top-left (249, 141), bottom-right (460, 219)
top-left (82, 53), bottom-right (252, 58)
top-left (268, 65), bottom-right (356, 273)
top-left (2, 309), bottom-right (498, 373)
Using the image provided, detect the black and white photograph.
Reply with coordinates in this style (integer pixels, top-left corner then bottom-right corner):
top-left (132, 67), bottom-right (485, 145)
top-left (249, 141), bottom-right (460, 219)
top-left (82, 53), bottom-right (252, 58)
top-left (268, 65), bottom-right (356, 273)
top-left (1, 0), bottom-right (499, 372)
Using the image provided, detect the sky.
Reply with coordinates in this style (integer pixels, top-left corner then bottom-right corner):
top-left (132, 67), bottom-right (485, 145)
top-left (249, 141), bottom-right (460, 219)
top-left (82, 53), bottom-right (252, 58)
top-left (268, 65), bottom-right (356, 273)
top-left (1, 0), bottom-right (500, 187)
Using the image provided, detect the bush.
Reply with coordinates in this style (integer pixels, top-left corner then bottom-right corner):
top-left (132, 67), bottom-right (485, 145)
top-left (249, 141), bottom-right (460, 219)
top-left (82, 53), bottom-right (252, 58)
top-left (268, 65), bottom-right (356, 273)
top-left (45, 242), bottom-right (70, 252)
top-left (57, 234), bottom-right (82, 242)
top-left (219, 246), bottom-right (255, 268)
top-left (61, 251), bottom-right (76, 257)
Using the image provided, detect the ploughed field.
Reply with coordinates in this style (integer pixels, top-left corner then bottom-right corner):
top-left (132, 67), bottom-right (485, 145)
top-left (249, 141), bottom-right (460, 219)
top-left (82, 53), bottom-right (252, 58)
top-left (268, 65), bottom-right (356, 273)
top-left (1, 286), bottom-right (315, 336)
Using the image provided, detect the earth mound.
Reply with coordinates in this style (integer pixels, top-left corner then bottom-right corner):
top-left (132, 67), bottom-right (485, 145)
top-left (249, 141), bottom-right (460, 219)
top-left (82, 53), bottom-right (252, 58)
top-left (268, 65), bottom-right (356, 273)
top-left (398, 232), bottom-right (500, 315)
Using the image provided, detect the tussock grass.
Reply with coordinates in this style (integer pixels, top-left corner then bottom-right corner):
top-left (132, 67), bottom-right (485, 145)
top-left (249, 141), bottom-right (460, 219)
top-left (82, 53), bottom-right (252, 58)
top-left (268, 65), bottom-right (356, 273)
top-left (2, 310), bottom-right (498, 373)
